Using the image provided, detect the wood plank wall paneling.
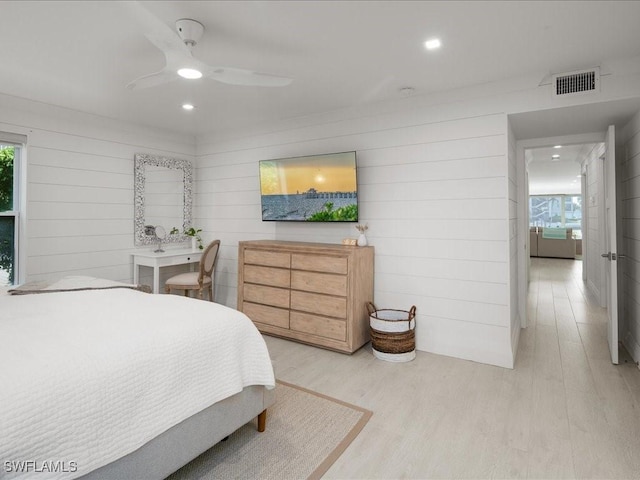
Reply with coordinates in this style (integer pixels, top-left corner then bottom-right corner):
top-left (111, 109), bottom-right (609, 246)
top-left (622, 109), bottom-right (640, 362)
top-left (507, 119), bottom-right (519, 356)
top-left (0, 101), bottom-right (195, 285)
top-left (195, 110), bottom-right (513, 367)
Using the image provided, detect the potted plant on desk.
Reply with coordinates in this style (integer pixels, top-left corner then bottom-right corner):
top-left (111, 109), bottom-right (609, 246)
top-left (185, 227), bottom-right (203, 250)
top-left (171, 227), bottom-right (203, 250)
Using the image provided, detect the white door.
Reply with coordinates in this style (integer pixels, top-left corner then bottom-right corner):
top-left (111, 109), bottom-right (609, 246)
top-left (603, 125), bottom-right (619, 365)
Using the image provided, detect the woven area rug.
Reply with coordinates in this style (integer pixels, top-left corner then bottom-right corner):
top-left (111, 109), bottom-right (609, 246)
top-left (167, 380), bottom-right (372, 480)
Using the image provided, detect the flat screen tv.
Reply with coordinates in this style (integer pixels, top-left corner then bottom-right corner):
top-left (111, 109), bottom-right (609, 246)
top-left (259, 151), bottom-right (358, 222)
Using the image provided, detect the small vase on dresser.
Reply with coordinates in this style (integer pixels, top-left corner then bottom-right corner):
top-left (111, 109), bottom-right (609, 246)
top-left (355, 223), bottom-right (369, 247)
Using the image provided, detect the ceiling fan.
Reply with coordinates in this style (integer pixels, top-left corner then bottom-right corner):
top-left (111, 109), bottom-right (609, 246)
top-left (126, 4), bottom-right (292, 90)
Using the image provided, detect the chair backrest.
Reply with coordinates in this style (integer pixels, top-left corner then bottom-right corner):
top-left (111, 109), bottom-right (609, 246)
top-left (199, 240), bottom-right (220, 284)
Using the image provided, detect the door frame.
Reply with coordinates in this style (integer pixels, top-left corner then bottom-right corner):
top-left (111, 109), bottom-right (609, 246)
top-left (516, 132), bottom-right (605, 328)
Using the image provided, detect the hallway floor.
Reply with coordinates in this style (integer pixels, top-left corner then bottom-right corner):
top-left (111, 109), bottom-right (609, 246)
top-left (264, 257), bottom-right (640, 479)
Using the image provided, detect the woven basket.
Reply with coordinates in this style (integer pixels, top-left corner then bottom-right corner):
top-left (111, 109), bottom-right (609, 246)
top-left (367, 302), bottom-right (416, 362)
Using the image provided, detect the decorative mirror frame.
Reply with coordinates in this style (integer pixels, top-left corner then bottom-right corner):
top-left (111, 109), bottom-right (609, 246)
top-left (134, 153), bottom-right (193, 246)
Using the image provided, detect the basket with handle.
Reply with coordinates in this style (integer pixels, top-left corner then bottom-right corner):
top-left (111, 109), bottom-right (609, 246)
top-left (367, 302), bottom-right (416, 362)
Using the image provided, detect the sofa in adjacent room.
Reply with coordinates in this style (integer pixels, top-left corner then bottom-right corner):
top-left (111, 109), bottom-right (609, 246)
top-left (529, 227), bottom-right (576, 259)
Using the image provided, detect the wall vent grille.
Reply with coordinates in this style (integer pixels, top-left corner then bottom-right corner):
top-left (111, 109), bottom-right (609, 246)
top-left (552, 68), bottom-right (600, 97)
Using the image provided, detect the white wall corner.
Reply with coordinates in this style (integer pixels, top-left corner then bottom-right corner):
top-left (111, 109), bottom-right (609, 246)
top-left (511, 315), bottom-right (521, 364)
top-left (623, 330), bottom-right (640, 364)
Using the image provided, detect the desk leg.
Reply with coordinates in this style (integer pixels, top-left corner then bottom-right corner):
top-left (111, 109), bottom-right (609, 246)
top-left (133, 262), bottom-right (139, 285)
top-left (153, 265), bottom-right (160, 294)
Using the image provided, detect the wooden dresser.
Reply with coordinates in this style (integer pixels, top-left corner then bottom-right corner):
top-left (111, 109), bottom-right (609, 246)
top-left (237, 240), bottom-right (374, 353)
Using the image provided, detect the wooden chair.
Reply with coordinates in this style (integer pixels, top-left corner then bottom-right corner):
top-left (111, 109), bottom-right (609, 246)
top-left (164, 240), bottom-right (220, 301)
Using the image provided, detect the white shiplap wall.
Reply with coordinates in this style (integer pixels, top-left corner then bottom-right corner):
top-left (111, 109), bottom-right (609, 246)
top-left (507, 119), bottom-right (520, 354)
top-left (196, 108), bottom-right (513, 368)
top-left (0, 95), bottom-right (195, 285)
top-left (621, 109), bottom-right (640, 362)
top-left (584, 143), bottom-right (606, 304)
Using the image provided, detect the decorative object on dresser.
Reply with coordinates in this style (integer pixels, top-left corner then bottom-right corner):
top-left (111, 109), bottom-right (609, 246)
top-left (165, 240), bottom-right (220, 300)
top-left (355, 223), bottom-right (368, 246)
top-left (237, 240), bottom-right (374, 353)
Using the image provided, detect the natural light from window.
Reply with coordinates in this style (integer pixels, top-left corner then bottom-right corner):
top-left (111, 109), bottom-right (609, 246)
top-left (0, 143), bottom-right (17, 286)
top-left (529, 194), bottom-right (582, 238)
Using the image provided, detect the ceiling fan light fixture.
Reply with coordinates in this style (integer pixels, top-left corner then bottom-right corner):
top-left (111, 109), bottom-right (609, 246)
top-left (177, 68), bottom-right (203, 79)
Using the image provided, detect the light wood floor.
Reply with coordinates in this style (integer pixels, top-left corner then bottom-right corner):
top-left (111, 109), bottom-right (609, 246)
top-left (264, 257), bottom-right (640, 479)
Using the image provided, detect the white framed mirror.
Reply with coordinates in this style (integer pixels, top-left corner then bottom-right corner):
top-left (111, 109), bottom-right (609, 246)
top-left (134, 153), bottom-right (193, 246)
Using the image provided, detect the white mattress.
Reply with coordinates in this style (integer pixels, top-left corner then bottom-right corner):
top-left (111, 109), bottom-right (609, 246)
top-left (0, 288), bottom-right (275, 479)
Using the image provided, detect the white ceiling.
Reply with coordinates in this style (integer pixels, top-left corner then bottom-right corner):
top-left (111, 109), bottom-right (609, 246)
top-left (2, 1), bottom-right (640, 136)
top-left (510, 96), bottom-right (640, 196)
top-left (527, 144), bottom-right (595, 195)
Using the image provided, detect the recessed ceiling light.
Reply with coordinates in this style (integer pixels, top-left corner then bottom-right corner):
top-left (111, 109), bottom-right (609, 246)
top-left (554, 145), bottom-right (562, 149)
top-left (552, 154), bottom-right (560, 158)
top-left (182, 103), bottom-right (195, 111)
top-left (177, 68), bottom-right (203, 79)
top-left (424, 38), bottom-right (441, 50)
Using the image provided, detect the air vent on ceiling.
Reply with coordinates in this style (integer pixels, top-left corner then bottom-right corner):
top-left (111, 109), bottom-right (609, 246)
top-left (552, 67), bottom-right (600, 97)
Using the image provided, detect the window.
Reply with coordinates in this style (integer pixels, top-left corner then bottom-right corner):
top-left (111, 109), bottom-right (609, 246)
top-left (530, 194), bottom-right (582, 238)
top-left (0, 135), bottom-right (24, 286)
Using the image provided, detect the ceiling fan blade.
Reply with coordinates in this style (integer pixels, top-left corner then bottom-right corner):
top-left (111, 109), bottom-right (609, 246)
top-left (204, 66), bottom-right (293, 87)
top-left (127, 69), bottom-right (179, 90)
top-left (126, 2), bottom-right (293, 90)
top-left (125, 1), bottom-right (193, 89)
top-left (125, 1), bottom-right (186, 52)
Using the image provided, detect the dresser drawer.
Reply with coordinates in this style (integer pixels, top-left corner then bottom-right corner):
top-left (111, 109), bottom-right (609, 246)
top-left (291, 270), bottom-right (347, 296)
top-left (244, 284), bottom-right (290, 309)
top-left (245, 249), bottom-right (291, 268)
top-left (290, 311), bottom-right (346, 341)
top-left (291, 291), bottom-right (347, 319)
top-left (244, 265), bottom-right (290, 288)
top-left (291, 254), bottom-right (347, 274)
top-left (243, 302), bottom-right (290, 329)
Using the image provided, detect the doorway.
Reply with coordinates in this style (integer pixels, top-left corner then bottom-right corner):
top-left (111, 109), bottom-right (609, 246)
top-left (511, 101), bottom-right (636, 366)
top-left (515, 132), bottom-right (606, 330)
top-left (526, 142), bottom-right (603, 299)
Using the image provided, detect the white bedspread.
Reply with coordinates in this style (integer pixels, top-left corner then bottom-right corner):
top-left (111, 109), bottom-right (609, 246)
top-left (0, 288), bottom-right (275, 479)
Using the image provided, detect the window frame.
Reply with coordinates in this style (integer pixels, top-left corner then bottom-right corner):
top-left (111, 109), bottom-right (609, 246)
top-left (0, 137), bottom-right (25, 285)
top-left (529, 193), bottom-right (583, 237)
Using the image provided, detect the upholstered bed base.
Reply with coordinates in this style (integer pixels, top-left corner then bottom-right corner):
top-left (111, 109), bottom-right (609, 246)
top-left (80, 385), bottom-right (276, 480)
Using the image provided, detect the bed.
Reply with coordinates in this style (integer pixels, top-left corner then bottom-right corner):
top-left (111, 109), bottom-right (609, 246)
top-left (0, 277), bottom-right (276, 480)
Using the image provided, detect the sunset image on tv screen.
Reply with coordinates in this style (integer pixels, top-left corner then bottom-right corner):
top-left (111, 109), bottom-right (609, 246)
top-left (259, 152), bottom-right (358, 221)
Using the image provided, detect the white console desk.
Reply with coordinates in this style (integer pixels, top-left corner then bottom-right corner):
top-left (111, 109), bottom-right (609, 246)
top-left (132, 249), bottom-right (202, 294)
